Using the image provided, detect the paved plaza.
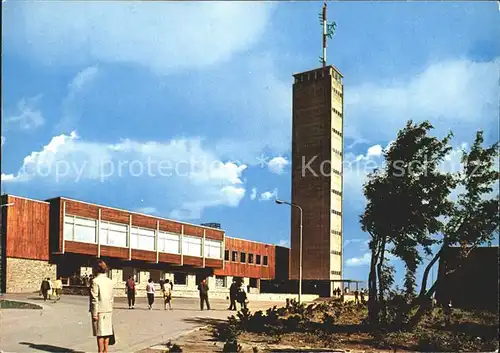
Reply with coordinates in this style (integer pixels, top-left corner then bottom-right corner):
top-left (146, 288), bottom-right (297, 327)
top-left (1, 294), bottom-right (282, 353)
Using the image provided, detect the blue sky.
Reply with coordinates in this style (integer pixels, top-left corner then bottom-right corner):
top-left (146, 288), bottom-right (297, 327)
top-left (2, 1), bottom-right (499, 286)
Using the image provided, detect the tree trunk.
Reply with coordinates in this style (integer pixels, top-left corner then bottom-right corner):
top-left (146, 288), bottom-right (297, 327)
top-left (368, 237), bottom-right (381, 326)
top-left (408, 280), bottom-right (438, 327)
top-left (376, 238), bottom-right (387, 324)
top-left (417, 248), bottom-right (442, 300)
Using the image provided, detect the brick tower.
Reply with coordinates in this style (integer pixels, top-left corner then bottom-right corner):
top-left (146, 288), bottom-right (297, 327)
top-left (290, 65), bottom-right (343, 295)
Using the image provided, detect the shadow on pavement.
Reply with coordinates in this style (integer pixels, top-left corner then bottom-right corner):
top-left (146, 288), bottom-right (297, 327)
top-left (181, 317), bottom-right (227, 326)
top-left (19, 342), bottom-right (85, 353)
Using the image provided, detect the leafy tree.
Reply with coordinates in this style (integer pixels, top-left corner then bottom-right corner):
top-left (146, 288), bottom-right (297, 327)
top-left (411, 131), bottom-right (499, 325)
top-left (361, 120), bottom-right (456, 326)
top-left (362, 120), bottom-right (499, 328)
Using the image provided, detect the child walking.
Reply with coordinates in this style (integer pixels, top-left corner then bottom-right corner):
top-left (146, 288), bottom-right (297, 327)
top-left (162, 279), bottom-right (173, 310)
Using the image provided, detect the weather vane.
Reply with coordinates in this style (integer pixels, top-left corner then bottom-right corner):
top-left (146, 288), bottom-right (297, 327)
top-left (319, 1), bottom-right (337, 68)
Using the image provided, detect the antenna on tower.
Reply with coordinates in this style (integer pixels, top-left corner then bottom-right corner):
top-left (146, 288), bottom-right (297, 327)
top-left (318, 2), bottom-right (337, 68)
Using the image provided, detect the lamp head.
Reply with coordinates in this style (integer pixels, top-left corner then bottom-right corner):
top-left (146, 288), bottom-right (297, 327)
top-left (275, 199), bottom-right (284, 204)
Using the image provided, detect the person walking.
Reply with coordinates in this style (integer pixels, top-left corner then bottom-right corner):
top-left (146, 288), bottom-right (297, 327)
top-left (146, 278), bottom-right (155, 310)
top-left (90, 259), bottom-right (115, 353)
top-left (53, 277), bottom-right (63, 302)
top-left (237, 282), bottom-right (248, 310)
top-left (198, 279), bottom-right (210, 311)
top-left (40, 278), bottom-right (50, 302)
top-left (354, 290), bottom-right (359, 304)
top-left (162, 279), bottom-right (173, 310)
top-left (125, 275), bottom-right (136, 309)
top-left (228, 279), bottom-right (238, 311)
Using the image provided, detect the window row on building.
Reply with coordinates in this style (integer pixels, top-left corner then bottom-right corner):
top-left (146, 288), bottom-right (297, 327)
top-left (332, 148), bottom-right (342, 156)
top-left (332, 87), bottom-right (343, 98)
top-left (332, 189), bottom-right (342, 197)
top-left (224, 250), bottom-right (268, 266)
top-left (332, 128), bottom-right (342, 137)
top-left (63, 215), bottom-right (222, 259)
top-left (332, 107), bottom-right (342, 118)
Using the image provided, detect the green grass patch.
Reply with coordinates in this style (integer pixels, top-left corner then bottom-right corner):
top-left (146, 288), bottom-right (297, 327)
top-left (0, 300), bottom-right (42, 309)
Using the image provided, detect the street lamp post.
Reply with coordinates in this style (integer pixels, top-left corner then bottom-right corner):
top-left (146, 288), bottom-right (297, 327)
top-left (276, 199), bottom-right (303, 304)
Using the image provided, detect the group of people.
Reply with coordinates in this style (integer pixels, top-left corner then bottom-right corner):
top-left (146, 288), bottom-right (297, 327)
top-left (332, 286), bottom-right (367, 304)
top-left (228, 279), bottom-right (249, 311)
top-left (39, 277), bottom-right (63, 302)
top-left (125, 276), bottom-right (174, 311)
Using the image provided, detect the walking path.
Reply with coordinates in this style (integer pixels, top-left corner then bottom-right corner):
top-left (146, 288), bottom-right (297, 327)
top-left (0, 294), bottom-right (282, 353)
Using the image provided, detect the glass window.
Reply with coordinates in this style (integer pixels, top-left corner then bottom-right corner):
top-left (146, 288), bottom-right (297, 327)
top-left (248, 254), bottom-right (254, 264)
top-left (64, 215), bottom-right (97, 243)
top-left (256, 255), bottom-right (261, 265)
top-left (100, 221), bottom-right (128, 247)
top-left (231, 251), bottom-right (238, 262)
top-left (64, 216), bottom-right (74, 240)
top-left (215, 276), bottom-right (226, 288)
top-left (173, 272), bottom-right (187, 285)
top-left (263, 256), bottom-right (268, 266)
top-left (130, 226), bottom-right (155, 251)
top-left (249, 278), bottom-right (258, 288)
top-left (182, 236), bottom-right (202, 257)
top-left (240, 252), bottom-right (246, 263)
top-left (204, 239), bottom-right (222, 259)
top-left (224, 250), bottom-right (230, 261)
top-left (158, 231), bottom-right (180, 254)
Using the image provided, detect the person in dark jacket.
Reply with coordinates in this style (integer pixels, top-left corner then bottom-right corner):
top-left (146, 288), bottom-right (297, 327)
top-left (125, 275), bottom-right (136, 309)
top-left (40, 278), bottom-right (51, 301)
top-left (197, 279), bottom-right (210, 310)
top-left (228, 279), bottom-right (238, 310)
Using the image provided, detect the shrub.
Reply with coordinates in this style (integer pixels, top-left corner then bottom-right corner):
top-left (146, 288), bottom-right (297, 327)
top-left (321, 313), bottom-right (336, 332)
top-left (222, 338), bottom-right (241, 353)
top-left (213, 315), bottom-right (241, 342)
top-left (165, 341), bottom-right (183, 353)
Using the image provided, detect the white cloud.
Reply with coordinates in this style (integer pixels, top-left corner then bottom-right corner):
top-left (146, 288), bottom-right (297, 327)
top-left (367, 145), bottom-right (383, 157)
top-left (1, 136), bottom-right (5, 146)
top-left (278, 239), bottom-right (289, 247)
top-left (250, 187), bottom-right (257, 200)
top-left (268, 156), bottom-right (289, 175)
top-left (136, 206), bottom-right (158, 215)
top-left (1, 131), bottom-right (247, 220)
top-left (346, 252), bottom-right (371, 267)
top-left (345, 58), bottom-right (499, 144)
top-left (58, 66), bottom-right (100, 132)
top-left (259, 188), bottom-right (278, 201)
top-left (5, 95), bottom-right (44, 130)
top-left (6, 2), bottom-right (275, 75)
top-left (68, 66), bottom-right (99, 94)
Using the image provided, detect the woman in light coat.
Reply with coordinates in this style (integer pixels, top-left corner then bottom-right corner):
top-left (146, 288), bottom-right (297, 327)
top-left (90, 259), bottom-right (114, 353)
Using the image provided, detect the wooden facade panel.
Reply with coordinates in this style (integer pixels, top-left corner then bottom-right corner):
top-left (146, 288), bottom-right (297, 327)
top-left (183, 256), bottom-right (203, 267)
top-left (214, 237), bottom-right (276, 279)
top-left (101, 208), bottom-right (129, 224)
top-left (205, 258), bottom-right (223, 269)
top-left (159, 253), bottom-right (181, 264)
top-left (159, 220), bottom-right (182, 233)
top-left (64, 199), bottom-right (99, 219)
top-left (205, 228), bottom-right (224, 241)
top-left (5, 196), bottom-right (50, 261)
top-left (101, 245), bottom-right (128, 259)
top-left (183, 225), bottom-right (203, 237)
top-left (132, 249), bottom-right (156, 262)
top-left (131, 214), bottom-right (157, 229)
top-left (65, 241), bottom-right (97, 256)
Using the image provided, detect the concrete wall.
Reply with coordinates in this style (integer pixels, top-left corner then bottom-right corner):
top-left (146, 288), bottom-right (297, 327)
top-left (6, 257), bottom-right (57, 293)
